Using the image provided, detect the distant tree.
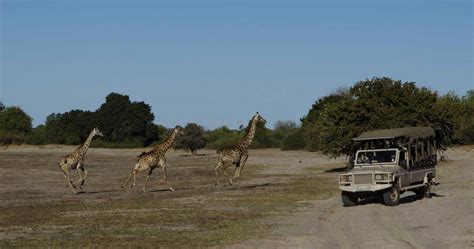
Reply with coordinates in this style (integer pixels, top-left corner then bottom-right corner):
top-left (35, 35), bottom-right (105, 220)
top-left (0, 102), bottom-right (5, 111)
top-left (0, 106), bottom-right (32, 134)
top-left (43, 93), bottom-right (164, 147)
top-left (274, 120), bottom-right (297, 131)
top-left (205, 126), bottom-right (240, 149)
top-left (45, 110), bottom-right (94, 144)
top-left (175, 123), bottom-right (207, 154)
top-left (282, 129), bottom-right (306, 150)
top-left (0, 106), bottom-right (33, 145)
top-left (25, 125), bottom-right (47, 145)
top-left (273, 120), bottom-right (300, 148)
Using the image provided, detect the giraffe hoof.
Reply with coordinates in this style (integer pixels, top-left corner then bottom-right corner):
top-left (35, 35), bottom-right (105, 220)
top-left (169, 187), bottom-right (175, 192)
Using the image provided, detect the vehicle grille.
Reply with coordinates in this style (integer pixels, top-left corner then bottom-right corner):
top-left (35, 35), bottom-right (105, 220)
top-left (354, 174), bottom-right (373, 184)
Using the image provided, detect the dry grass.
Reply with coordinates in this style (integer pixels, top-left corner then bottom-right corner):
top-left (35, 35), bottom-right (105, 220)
top-left (0, 148), bottom-right (338, 248)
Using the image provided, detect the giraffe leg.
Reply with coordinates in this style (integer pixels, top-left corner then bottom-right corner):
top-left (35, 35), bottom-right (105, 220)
top-left (121, 168), bottom-right (138, 188)
top-left (161, 165), bottom-right (174, 191)
top-left (222, 166), bottom-right (233, 186)
top-left (72, 164), bottom-right (85, 188)
top-left (234, 153), bottom-right (249, 179)
top-left (72, 168), bottom-right (84, 189)
top-left (143, 167), bottom-right (154, 192)
top-left (82, 169), bottom-right (88, 186)
top-left (62, 167), bottom-right (77, 194)
top-left (214, 160), bottom-right (224, 186)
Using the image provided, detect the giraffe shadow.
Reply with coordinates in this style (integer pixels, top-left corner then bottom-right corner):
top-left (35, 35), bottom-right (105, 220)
top-left (179, 154), bottom-right (210, 157)
top-left (242, 182), bottom-right (271, 189)
top-left (84, 189), bottom-right (121, 194)
top-left (149, 187), bottom-right (195, 192)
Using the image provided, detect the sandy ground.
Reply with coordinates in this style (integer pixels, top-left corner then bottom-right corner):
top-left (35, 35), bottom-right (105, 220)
top-left (231, 147), bottom-right (474, 249)
top-left (0, 145), bottom-right (472, 248)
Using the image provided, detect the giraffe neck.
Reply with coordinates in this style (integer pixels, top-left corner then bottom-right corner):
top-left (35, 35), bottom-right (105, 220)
top-left (238, 119), bottom-right (258, 151)
top-left (79, 131), bottom-right (95, 156)
top-left (153, 129), bottom-right (178, 154)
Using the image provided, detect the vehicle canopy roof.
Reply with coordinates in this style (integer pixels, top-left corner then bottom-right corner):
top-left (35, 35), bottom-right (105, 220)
top-left (353, 127), bottom-right (435, 141)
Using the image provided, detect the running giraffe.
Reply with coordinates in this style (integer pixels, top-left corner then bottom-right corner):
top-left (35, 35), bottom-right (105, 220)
top-left (121, 125), bottom-right (184, 192)
top-left (58, 127), bottom-right (104, 194)
top-left (214, 112), bottom-right (266, 186)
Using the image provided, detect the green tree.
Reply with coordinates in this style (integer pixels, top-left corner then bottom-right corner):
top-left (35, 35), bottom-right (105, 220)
top-left (302, 77), bottom-right (455, 157)
top-left (95, 93), bottom-right (158, 146)
top-left (175, 123), bottom-right (207, 154)
top-left (25, 125), bottom-right (47, 145)
top-left (0, 106), bottom-right (33, 145)
top-left (205, 126), bottom-right (240, 149)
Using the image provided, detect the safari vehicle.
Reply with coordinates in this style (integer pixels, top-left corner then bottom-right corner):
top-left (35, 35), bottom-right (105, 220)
top-left (338, 127), bottom-right (438, 206)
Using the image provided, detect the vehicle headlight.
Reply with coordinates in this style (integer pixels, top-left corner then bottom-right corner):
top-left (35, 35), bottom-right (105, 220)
top-left (339, 175), bottom-right (352, 182)
top-left (375, 174), bottom-right (388, 181)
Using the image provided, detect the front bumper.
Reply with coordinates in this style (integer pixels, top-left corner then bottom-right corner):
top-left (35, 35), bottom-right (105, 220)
top-left (339, 183), bottom-right (392, 192)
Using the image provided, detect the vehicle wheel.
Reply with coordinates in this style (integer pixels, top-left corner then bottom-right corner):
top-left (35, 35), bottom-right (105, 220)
top-left (383, 186), bottom-right (400, 206)
top-left (341, 191), bottom-right (358, 207)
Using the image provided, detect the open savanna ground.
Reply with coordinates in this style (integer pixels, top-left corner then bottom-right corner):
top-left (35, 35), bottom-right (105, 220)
top-left (0, 146), bottom-right (472, 248)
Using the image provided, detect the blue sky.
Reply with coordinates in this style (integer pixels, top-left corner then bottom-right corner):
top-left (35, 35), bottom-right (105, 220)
top-left (1, 0), bottom-right (472, 129)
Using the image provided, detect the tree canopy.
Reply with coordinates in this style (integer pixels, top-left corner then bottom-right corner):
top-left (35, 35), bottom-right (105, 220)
top-left (175, 123), bottom-right (207, 154)
top-left (0, 106), bottom-right (33, 145)
top-left (301, 77), bottom-right (458, 157)
top-left (44, 93), bottom-right (164, 147)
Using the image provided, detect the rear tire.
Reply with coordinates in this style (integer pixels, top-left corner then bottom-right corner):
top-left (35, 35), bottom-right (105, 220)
top-left (383, 186), bottom-right (400, 206)
top-left (341, 191), bottom-right (358, 207)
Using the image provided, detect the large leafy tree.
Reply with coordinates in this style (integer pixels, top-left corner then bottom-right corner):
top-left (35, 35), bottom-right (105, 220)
top-left (95, 93), bottom-right (158, 146)
top-left (44, 93), bottom-right (163, 147)
top-left (302, 77), bottom-right (455, 157)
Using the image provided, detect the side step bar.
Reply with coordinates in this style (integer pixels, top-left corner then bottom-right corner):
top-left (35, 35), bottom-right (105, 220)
top-left (401, 183), bottom-right (425, 191)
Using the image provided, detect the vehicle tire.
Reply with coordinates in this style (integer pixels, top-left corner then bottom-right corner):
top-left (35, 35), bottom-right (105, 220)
top-left (383, 186), bottom-right (400, 206)
top-left (341, 191), bottom-right (358, 207)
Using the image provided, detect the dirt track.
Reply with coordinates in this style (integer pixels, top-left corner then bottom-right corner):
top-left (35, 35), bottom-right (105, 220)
top-left (0, 146), bottom-right (472, 248)
top-left (233, 147), bottom-right (474, 249)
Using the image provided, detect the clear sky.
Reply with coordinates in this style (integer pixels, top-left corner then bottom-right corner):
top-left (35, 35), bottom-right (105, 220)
top-left (1, 0), bottom-right (472, 129)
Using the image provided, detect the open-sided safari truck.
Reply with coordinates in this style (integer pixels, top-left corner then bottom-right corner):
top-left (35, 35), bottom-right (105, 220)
top-left (338, 127), bottom-right (439, 206)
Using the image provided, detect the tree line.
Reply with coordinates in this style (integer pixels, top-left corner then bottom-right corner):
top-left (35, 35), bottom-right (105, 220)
top-left (1, 78), bottom-right (472, 157)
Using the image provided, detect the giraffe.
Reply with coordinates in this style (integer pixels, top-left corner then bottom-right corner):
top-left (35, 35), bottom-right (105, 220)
top-left (121, 125), bottom-right (184, 192)
top-left (214, 112), bottom-right (266, 186)
top-left (58, 127), bottom-right (104, 194)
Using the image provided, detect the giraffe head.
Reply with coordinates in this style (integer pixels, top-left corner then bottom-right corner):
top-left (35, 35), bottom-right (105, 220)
top-left (253, 112), bottom-right (267, 125)
top-left (92, 127), bottom-right (104, 137)
top-left (175, 125), bottom-right (185, 135)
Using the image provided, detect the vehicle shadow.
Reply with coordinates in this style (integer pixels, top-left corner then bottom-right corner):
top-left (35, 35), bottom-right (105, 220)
top-left (325, 166), bottom-right (349, 173)
top-left (356, 192), bottom-right (445, 206)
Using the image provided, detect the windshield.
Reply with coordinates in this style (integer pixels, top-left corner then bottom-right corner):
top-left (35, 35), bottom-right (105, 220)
top-left (356, 150), bottom-right (397, 165)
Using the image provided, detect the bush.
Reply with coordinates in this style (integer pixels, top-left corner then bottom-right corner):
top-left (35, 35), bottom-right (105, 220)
top-left (25, 125), bottom-right (47, 145)
top-left (175, 123), bottom-right (207, 154)
top-left (90, 139), bottom-right (144, 149)
top-left (205, 126), bottom-right (240, 150)
top-left (282, 129), bottom-right (306, 150)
